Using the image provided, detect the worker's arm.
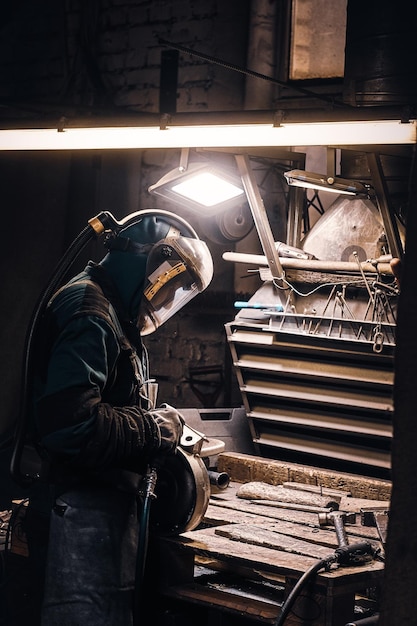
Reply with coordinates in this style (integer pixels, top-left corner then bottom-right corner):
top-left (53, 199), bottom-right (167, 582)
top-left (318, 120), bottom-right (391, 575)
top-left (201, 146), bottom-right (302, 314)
top-left (35, 314), bottom-right (182, 472)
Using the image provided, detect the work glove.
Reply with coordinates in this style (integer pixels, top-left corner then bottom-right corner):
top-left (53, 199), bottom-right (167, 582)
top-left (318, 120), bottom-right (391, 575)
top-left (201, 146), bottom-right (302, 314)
top-left (152, 403), bottom-right (185, 454)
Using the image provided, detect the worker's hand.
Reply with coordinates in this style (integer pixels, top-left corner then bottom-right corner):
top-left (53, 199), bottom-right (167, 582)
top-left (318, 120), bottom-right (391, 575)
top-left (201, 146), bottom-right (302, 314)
top-left (152, 404), bottom-right (185, 454)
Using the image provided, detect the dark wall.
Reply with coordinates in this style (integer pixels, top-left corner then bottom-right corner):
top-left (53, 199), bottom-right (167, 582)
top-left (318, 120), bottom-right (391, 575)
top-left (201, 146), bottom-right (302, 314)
top-left (0, 0), bottom-right (251, 117)
top-left (0, 0), bottom-right (254, 464)
top-left (0, 147), bottom-right (245, 510)
top-left (0, 147), bottom-right (245, 428)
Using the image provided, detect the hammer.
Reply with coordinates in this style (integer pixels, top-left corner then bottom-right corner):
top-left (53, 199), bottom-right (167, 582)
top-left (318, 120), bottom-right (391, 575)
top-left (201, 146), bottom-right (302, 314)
top-left (318, 510), bottom-right (377, 566)
top-left (318, 510), bottom-right (357, 548)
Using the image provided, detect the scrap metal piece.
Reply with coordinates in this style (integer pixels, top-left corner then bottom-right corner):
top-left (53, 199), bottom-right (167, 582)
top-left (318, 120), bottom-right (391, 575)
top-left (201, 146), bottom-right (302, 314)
top-left (360, 506), bottom-right (389, 546)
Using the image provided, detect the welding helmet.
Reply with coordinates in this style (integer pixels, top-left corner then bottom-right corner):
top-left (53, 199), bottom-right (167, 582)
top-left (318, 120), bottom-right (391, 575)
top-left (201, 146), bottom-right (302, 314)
top-left (103, 209), bottom-right (212, 335)
top-left (138, 230), bottom-right (213, 335)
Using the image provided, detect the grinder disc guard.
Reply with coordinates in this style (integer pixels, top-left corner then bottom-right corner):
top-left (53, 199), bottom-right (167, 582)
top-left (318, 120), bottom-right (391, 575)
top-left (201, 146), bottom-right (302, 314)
top-left (150, 447), bottom-right (211, 536)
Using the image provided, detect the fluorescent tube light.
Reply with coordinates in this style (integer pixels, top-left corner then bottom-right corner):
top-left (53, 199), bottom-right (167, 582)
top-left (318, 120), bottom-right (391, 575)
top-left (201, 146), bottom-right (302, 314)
top-left (0, 119), bottom-right (414, 150)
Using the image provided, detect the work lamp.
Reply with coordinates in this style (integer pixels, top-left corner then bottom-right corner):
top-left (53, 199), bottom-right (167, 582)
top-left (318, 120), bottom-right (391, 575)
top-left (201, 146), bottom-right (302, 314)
top-left (148, 160), bottom-right (245, 214)
top-left (284, 169), bottom-right (370, 196)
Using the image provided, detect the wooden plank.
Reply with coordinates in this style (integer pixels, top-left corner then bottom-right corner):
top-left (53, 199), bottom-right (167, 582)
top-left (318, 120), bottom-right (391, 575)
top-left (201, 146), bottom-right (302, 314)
top-left (205, 482), bottom-right (389, 541)
top-left (163, 583), bottom-right (280, 623)
top-left (205, 499), bottom-right (320, 528)
top-left (283, 481), bottom-right (352, 498)
top-left (210, 482), bottom-right (241, 502)
top-left (203, 502), bottom-right (269, 526)
top-left (338, 495), bottom-right (390, 513)
top-left (263, 519), bottom-right (380, 544)
top-left (236, 482), bottom-right (342, 509)
top-left (248, 499), bottom-right (336, 514)
top-left (173, 527), bottom-right (384, 583)
top-left (204, 502), bottom-right (381, 545)
top-left (212, 482), bottom-right (390, 514)
top-left (206, 497), bottom-right (324, 526)
top-left (215, 524), bottom-right (334, 559)
top-left (170, 527), bottom-right (320, 578)
top-left (158, 460), bottom-right (387, 626)
top-left (250, 501), bottom-right (384, 539)
top-left (217, 452), bottom-right (392, 500)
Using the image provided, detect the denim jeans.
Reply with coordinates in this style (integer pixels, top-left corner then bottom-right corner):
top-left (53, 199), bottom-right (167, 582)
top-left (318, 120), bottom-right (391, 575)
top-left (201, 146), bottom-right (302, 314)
top-left (41, 484), bottom-right (141, 626)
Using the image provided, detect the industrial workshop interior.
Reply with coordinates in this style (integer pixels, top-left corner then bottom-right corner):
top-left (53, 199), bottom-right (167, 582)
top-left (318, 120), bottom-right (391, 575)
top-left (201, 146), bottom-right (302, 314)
top-left (0, 0), bottom-right (416, 625)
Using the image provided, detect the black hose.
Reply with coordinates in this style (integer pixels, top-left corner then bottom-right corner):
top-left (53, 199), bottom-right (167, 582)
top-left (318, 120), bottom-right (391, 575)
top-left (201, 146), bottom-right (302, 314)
top-left (274, 554), bottom-right (337, 626)
top-left (275, 540), bottom-right (379, 625)
top-left (9, 208), bottom-right (199, 487)
top-left (10, 223), bottom-right (97, 486)
top-left (133, 465), bottom-right (159, 626)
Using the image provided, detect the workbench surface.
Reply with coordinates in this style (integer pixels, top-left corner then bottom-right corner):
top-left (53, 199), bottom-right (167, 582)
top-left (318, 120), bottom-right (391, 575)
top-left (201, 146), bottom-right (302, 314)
top-left (158, 477), bottom-right (388, 626)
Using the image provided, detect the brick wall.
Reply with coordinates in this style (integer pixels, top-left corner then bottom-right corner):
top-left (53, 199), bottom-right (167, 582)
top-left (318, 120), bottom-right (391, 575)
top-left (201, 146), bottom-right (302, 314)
top-left (0, 0), bottom-right (263, 429)
top-left (0, 0), bottom-right (250, 116)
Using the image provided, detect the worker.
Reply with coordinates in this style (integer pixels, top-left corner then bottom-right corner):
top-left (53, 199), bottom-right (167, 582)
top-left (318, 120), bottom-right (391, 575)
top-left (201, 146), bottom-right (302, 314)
top-left (30, 211), bottom-right (213, 625)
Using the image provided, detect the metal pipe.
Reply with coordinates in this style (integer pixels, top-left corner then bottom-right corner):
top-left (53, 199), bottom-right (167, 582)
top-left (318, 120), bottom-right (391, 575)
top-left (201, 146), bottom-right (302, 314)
top-left (222, 251), bottom-right (394, 275)
top-left (367, 152), bottom-right (403, 261)
top-left (235, 153), bottom-right (286, 293)
top-left (207, 470), bottom-right (230, 490)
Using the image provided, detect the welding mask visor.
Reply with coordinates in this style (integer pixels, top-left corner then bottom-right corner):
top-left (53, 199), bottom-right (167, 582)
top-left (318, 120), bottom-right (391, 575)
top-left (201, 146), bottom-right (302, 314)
top-left (138, 235), bottom-right (213, 335)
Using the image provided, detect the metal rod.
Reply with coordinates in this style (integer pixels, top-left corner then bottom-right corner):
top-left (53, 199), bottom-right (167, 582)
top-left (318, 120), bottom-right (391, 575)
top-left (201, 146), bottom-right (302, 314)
top-left (286, 186), bottom-right (305, 248)
top-left (367, 152), bottom-right (403, 261)
top-left (235, 153), bottom-right (286, 296)
top-left (353, 250), bottom-right (375, 302)
top-left (222, 251), bottom-right (394, 275)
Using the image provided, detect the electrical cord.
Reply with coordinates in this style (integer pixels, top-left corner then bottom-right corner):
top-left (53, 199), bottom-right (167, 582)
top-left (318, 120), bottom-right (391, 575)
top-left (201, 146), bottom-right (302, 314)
top-left (158, 38), bottom-right (349, 108)
top-left (274, 553), bottom-right (337, 626)
top-left (275, 541), bottom-right (380, 626)
top-left (10, 224), bottom-right (96, 487)
top-left (9, 210), bottom-right (123, 486)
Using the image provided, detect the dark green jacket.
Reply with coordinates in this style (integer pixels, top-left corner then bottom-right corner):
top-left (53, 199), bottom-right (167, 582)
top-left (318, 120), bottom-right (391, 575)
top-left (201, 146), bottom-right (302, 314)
top-left (34, 261), bottom-right (160, 483)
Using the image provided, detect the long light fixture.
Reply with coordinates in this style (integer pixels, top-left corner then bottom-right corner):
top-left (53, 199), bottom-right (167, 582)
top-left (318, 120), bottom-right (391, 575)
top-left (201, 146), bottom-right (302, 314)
top-left (284, 169), bottom-right (370, 196)
top-left (0, 119), bottom-right (415, 150)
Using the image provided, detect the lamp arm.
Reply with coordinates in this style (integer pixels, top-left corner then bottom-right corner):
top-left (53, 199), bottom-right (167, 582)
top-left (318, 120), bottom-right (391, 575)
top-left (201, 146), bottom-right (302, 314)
top-left (234, 154), bottom-right (287, 300)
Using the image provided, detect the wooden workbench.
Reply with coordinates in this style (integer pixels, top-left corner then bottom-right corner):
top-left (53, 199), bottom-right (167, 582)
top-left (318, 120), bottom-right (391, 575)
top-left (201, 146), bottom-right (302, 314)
top-left (154, 453), bottom-right (390, 626)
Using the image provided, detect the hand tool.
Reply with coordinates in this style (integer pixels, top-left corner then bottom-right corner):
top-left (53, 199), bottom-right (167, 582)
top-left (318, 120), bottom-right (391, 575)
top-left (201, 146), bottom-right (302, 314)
top-left (318, 510), bottom-right (377, 566)
top-left (318, 510), bottom-right (356, 548)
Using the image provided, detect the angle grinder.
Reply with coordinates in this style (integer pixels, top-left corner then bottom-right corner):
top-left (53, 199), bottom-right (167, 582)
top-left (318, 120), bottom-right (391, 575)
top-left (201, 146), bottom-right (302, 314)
top-left (149, 423), bottom-right (219, 536)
